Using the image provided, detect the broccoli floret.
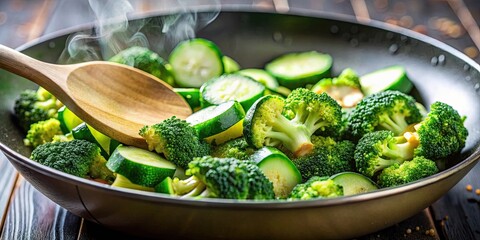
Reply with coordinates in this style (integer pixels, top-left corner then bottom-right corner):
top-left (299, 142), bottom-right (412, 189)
top-left (139, 116), bottom-right (211, 169)
top-left (244, 89), bottom-right (342, 157)
top-left (408, 102), bottom-right (468, 160)
top-left (292, 136), bottom-right (355, 181)
top-left (311, 68), bottom-right (364, 108)
top-left (288, 176), bottom-right (344, 200)
top-left (51, 133), bottom-right (74, 143)
top-left (347, 90), bottom-right (422, 140)
top-left (109, 46), bottom-right (175, 86)
top-left (377, 156), bottom-right (439, 188)
top-left (171, 156), bottom-right (275, 200)
top-left (30, 139), bottom-right (114, 182)
top-left (284, 88), bottom-right (343, 137)
top-left (13, 87), bottom-right (63, 131)
top-left (354, 130), bottom-right (418, 178)
top-left (211, 137), bottom-right (255, 160)
top-left (23, 118), bottom-right (63, 148)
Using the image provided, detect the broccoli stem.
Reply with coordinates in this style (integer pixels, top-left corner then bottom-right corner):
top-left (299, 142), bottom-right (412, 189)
top-left (382, 136), bottom-right (414, 160)
top-left (174, 176), bottom-right (202, 195)
top-left (268, 114), bottom-right (313, 156)
top-left (379, 113), bottom-right (409, 135)
top-left (375, 157), bottom-right (404, 173)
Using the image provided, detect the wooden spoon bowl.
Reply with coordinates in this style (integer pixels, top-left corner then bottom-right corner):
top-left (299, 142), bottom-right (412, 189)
top-left (0, 44), bottom-right (192, 148)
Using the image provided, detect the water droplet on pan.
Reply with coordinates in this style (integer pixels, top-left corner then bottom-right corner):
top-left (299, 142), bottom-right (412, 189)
top-left (389, 44), bottom-right (399, 54)
top-left (438, 54), bottom-right (446, 65)
top-left (48, 42), bottom-right (56, 48)
top-left (465, 76), bottom-right (472, 81)
top-left (350, 39), bottom-right (359, 47)
top-left (474, 83), bottom-right (480, 91)
top-left (386, 32), bottom-right (394, 40)
top-left (330, 25), bottom-right (339, 34)
top-left (464, 64), bottom-right (470, 71)
top-left (273, 32), bottom-right (283, 42)
top-left (431, 57), bottom-right (438, 66)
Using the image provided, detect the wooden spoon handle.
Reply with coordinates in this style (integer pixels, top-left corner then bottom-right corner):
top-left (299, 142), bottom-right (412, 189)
top-left (0, 44), bottom-right (68, 92)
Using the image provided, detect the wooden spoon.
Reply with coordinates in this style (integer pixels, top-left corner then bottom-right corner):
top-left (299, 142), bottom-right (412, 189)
top-left (0, 44), bottom-right (192, 148)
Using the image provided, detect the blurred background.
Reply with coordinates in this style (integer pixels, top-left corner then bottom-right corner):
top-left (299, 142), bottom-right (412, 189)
top-left (0, 0), bottom-right (479, 239)
top-left (1, 0), bottom-right (479, 62)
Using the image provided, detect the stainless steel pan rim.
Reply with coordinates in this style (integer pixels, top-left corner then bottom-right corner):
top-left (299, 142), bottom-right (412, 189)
top-left (1, 6), bottom-right (479, 209)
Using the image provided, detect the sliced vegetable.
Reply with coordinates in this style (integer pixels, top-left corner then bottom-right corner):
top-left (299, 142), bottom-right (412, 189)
top-left (330, 172), bottom-right (378, 196)
top-left (203, 120), bottom-right (244, 145)
top-left (111, 174), bottom-right (155, 192)
top-left (71, 123), bottom-right (120, 158)
top-left (186, 101), bottom-right (245, 144)
top-left (57, 106), bottom-right (83, 134)
top-left (265, 51), bottom-right (332, 89)
top-left (155, 176), bottom-right (175, 194)
top-left (174, 88), bottom-right (201, 111)
top-left (237, 68), bottom-right (279, 90)
top-left (250, 146), bottom-right (302, 198)
top-left (169, 38), bottom-right (224, 88)
top-left (223, 56), bottom-right (240, 73)
top-left (200, 74), bottom-right (265, 111)
top-left (360, 65), bottom-right (413, 96)
top-left (107, 145), bottom-right (176, 187)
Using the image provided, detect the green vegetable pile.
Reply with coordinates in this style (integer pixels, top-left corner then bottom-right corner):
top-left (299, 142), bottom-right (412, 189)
top-left (14, 38), bottom-right (468, 201)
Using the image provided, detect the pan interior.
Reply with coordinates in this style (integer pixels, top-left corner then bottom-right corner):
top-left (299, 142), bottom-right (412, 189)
top-left (1, 10), bottom-right (479, 194)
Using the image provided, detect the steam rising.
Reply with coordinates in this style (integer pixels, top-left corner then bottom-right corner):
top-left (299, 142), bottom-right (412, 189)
top-left (60, 0), bottom-right (220, 64)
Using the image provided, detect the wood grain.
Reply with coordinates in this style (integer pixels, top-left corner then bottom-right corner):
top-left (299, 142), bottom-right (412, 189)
top-left (0, 153), bottom-right (17, 232)
top-left (0, 46), bottom-right (191, 148)
top-left (0, 178), bottom-right (82, 240)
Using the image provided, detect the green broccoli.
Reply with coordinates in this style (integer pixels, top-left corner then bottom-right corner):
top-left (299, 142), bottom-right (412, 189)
top-left (109, 46), bottom-right (175, 86)
top-left (244, 88), bottom-right (342, 157)
top-left (407, 101), bottom-right (468, 160)
top-left (311, 68), bottom-right (364, 108)
top-left (347, 90), bottom-right (422, 140)
top-left (211, 137), bottom-right (255, 160)
top-left (354, 130), bottom-right (418, 178)
top-left (13, 87), bottom-right (63, 131)
top-left (51, 133), bottom-right (74, 143)
top-left (170, 156), bottom-right (275, 200)
top-left (288, 176), bottom-right (344, 200)
top-left (30, 139), bottom-right (115, 182)
top-left (292, 135), bottom-right (356, 181)
top-left (139, 116), bottom-right (211, 169)
top-left (24, 118), bottom-right (63, 148)
top-left (377, 156), bottom-right (439, 188)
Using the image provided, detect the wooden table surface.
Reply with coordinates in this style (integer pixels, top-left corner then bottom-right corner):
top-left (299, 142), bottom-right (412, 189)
top-left (1, 0), bottom-right (479, 239)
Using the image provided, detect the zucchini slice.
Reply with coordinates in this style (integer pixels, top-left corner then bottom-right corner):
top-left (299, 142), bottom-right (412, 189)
top-left (154, 176), bottom-right (175, 194)
top-left (174, 88), bottom-right (201, 111)
top-left (57, 106), bottom-right (83, 134)
top-left (223, 55), bottom-right (240, 73)
top-left (169, 38), bottom-right (224, 88)
top-left (360, 65), bottom-right (413, 96)
top-left (250, 147), bottom-right (302, 198)
top-left (186, 100), bottom-right (245, 144)
top-left (111, 174), bottom-right (155, 192)
top-left (237, 68), bottom-right (279, 90)
top-left (200, 74), bottom-right (265, 111)
top-left (71, 123), bottom-right (120, 158)
top-left (107, 145), bottom-right (176, 187)
top-left (265, 51), bottom-right (332, 90)
top-left (330, 172), bottom-right (378, 196)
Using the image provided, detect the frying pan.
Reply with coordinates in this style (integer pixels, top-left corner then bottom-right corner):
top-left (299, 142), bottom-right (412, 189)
top-left (1, 8), bottom-right (480, 239)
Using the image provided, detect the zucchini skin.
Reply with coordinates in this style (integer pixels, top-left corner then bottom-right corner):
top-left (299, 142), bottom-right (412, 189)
top-left (107, 146), bottom-right (176, 187)
top-left (188, 101), bottom-right (245, 140)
